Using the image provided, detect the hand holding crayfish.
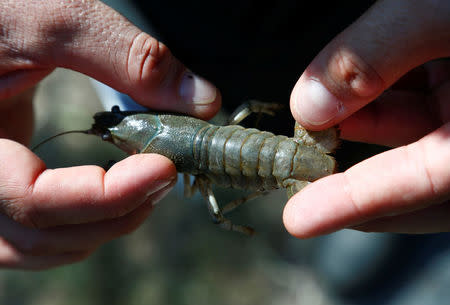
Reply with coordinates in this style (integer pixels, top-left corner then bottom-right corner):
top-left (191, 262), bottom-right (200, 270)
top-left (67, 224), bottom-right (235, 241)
top-left (1, 0), bottom-right (450, 271)
top-left (284, 1), bottom-right (450, 237)
top-left (0, 0), bottom-right (219, 269)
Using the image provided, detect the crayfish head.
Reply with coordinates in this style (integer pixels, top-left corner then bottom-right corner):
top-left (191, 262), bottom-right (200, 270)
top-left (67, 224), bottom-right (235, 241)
top-left (88, 105), bottom-right (163, 155)
top-left (88, 106), bottom-right (127, 142)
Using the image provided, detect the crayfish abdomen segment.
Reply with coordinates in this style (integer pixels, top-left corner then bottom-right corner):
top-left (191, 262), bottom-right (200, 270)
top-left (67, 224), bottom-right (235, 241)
top-left (194, 124), bottom-right (331, 192)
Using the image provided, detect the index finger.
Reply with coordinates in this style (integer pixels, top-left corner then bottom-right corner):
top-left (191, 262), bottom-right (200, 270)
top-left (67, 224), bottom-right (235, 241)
top-left (2, 0), bottom-right (219, 119)
top-left (283, 123), bottom-right (450, 238)
top-left (0, 139), bottom-right (176, 228)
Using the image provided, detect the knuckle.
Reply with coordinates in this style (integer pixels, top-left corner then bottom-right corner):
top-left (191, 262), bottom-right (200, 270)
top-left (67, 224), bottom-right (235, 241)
top-left (0, 205), bottom-right (47, 255)
top-left (0, 197), bottom-right (39, 229)
top-left (126, 32), bottom-right (178, 88)
top-left (5, 1), bottom-right (80, 61)
top-left (342, 171), bottom-right (365, 217)
top-left (42, 0), bottom-right (96, 26)
top-left (327, 47), bottom-right (384, 100)
top-left (14, 201), bottom-right (43, 229)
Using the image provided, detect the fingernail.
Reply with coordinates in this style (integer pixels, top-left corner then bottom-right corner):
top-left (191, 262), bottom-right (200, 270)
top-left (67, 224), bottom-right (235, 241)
top-left (294, 79), bottom-right (342, 125)
top-left (179, 71), bottom-right (217, 104)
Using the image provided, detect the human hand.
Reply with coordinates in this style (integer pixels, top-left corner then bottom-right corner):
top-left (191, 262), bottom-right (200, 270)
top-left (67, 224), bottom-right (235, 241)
top-left (0, 0), bottom-right (219, 269)
top-left (284, 0), bottom-right (450, 237)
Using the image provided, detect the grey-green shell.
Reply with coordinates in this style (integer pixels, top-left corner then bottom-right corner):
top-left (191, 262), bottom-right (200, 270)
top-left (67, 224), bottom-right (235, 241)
top-left (108, 113), bottom-right (336, 192)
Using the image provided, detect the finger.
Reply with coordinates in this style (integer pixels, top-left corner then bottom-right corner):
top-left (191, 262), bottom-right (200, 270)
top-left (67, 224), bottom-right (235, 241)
top-left (351, 201), bottom-right (450, 234)
top-left (0, 183), bottom-right (172, 270)
top-left (290, 0), bottom-right (450, 129)
top-left (0, 139), bottom-right (176, 228)
top-left (339, 90), bottom-right (439, 146)
top-left (283, 122), bottom-right (450, 238)
top-left (0, 181), bottom-right (173, 257)
top-left (0, 68), bottom-right (53, 101)
top-left (1, 0), bottom-right (219, 119)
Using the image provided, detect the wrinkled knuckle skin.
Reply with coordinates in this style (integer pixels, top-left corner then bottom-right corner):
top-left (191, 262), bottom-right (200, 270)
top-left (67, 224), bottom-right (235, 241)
top-left (127, 32), bottom-right (178, 89)
top-left (0, 1), bottom-right (87, 63)
top-left (0, 198), bottom-right (39, 229)
top-left (327, 47), bottom-right (383, 101)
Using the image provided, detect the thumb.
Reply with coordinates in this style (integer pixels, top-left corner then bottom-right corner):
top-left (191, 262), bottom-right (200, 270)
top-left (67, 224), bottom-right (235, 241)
top-left (290, 0), bottom-right (450, 129)
top-left (1, 0), bottom-right (219, 119)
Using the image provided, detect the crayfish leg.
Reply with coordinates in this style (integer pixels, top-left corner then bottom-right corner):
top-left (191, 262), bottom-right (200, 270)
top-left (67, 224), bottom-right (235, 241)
top-left (293, 122), bottom-right (339, 154)
top-left (196, 177), bottom-right (221, 216)
top-left (227, 100), bottom-right (283, 125)
top-left (283, 179), bottom-right (310, 198)
top-left (219, 219), bottom-right (255, 236)
top-left (196, 177), bottom-right (255, 236)
top-left (183, 174), bottom-right (198, 198)
top-left (222, 191), bottom-right (266, 215)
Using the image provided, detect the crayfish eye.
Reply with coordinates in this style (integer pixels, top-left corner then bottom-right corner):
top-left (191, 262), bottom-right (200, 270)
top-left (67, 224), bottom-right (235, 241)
top-left (111, 105), bottom-right (121, 113)
top-left (101, 130), bottom-right (112, 141)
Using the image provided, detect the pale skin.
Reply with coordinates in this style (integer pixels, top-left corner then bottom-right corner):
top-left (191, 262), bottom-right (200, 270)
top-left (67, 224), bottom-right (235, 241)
top-left (0, 0), bottom-right (449, 270)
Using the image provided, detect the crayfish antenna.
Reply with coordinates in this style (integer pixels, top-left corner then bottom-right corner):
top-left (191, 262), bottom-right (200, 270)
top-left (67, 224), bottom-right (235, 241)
top-left (31, 130), bottom-right (91, 152)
